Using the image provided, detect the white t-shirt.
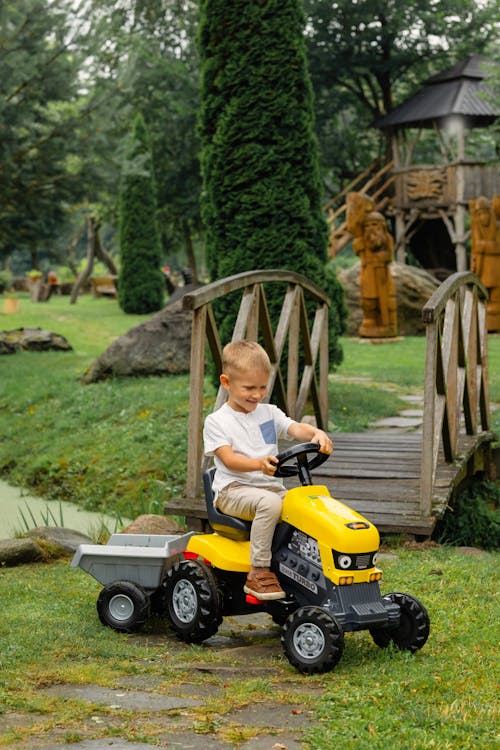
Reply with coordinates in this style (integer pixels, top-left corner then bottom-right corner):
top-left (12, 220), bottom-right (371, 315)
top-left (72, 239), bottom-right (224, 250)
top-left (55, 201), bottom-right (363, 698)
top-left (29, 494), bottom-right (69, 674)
top-left (204, 402), bottom-right (294, 497)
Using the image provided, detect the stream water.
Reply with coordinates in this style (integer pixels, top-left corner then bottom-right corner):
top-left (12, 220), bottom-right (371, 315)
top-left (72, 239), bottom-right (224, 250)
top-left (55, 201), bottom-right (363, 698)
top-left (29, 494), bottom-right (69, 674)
top-left (0, 480), bottom-right (128, 539)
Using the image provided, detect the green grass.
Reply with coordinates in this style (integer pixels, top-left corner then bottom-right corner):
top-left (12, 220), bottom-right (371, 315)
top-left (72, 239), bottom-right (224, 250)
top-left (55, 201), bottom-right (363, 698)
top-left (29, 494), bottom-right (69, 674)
top-left (336, 336), bottom-right (427, 389)
top-left (0, 295), bottom-right (498, 518)
top-left (0, 546), bottom-right (498, 748)
top-left (2, 291), bottom-right (149, 357)
top-left (0, 294), bottom-right (499, 748)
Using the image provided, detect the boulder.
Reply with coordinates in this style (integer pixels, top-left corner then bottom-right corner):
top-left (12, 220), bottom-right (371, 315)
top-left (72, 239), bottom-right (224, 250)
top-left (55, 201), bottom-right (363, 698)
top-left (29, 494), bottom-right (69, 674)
top-left (122, 514), bottom-right (183, 535)
top-left (338, 261), bottom-right (440, 336)
top-left (82, 298), bottom-right (193, 383)
top-left (0, 537), bottom-right (44, 566)
top-left (28, 526), bottom-right (93, 553)
top-left (0, 327), bottom-right (72, 354)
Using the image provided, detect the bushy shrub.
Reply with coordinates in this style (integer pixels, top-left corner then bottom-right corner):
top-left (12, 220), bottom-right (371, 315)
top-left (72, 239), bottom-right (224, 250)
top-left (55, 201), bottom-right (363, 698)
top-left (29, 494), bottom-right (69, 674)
top-left (118, 113), bottom-right (165, 314)
top-left (0, 269), bottom-right (13, 293)
top-left (198, 0), bottom-right (346, 364)
top-left (434, 480), bottom-right (500, 551)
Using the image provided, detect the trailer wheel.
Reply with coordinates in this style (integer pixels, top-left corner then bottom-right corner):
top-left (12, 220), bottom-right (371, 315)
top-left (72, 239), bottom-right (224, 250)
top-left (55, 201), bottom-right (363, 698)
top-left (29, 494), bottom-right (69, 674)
top-left (282, 606), bottom-right (344, 674)
top-left (370, 592), bottom-right (430, 652)
top-left (97, 581), bottom-right (150, 632)
top-left (165, 560), bottom-right (222, 644)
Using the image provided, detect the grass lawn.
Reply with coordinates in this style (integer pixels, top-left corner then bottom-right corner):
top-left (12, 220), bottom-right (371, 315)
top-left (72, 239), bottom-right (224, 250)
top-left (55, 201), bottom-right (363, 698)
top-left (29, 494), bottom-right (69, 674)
top-left (0, 293), bottom-right (498, 748)
top-left (0, 545), bottom-right (498, 749)
top-left (0, 294), bottom-right (498, 519)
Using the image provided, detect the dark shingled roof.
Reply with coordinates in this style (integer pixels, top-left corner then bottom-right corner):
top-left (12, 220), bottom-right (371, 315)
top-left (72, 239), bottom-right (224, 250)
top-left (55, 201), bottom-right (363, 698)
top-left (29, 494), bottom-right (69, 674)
top-left (375, 55), bottom-right (499, 130)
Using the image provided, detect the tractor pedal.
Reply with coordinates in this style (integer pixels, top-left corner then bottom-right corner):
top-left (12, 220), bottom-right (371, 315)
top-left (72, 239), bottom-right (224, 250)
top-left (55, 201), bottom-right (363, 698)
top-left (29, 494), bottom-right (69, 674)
top-left (245, 594), bottom-right (261, 605)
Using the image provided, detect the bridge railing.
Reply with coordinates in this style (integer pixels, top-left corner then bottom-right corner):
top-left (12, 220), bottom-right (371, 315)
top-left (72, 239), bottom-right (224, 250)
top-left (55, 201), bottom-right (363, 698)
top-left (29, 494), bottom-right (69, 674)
top-left (420, 271), bottom-right (490, 515)
top-left (182, 270), bottom-right (330, 503)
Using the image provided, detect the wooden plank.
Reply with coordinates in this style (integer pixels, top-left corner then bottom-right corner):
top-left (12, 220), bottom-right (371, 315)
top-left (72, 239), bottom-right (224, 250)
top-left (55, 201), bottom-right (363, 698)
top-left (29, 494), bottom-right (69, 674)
top-left (185, 306), bottom-right (207, 500)
top-left (182, 269), bottom-right (330, 310)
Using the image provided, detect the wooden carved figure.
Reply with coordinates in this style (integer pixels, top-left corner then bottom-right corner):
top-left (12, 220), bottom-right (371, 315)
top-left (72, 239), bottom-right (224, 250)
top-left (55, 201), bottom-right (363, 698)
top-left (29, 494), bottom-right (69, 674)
top-left (347, 193), bottom-right (398, 338)
top-left (469, 195), bottom-right (500, 332)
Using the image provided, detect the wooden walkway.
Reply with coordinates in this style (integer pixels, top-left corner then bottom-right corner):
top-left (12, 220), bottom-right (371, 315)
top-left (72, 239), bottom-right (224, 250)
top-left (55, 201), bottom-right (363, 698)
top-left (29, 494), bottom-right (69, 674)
top-left (282, 430), bottom-right (494, 537)
top-left (164, 271), bottom-right (496, 538)
top-left (167, 429), bottom-right (494, 537)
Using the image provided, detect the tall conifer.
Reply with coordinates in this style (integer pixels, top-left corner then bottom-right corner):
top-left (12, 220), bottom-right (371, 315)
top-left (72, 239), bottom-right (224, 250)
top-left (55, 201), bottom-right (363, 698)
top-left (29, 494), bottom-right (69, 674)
top-left (198, 0), bottom-right (345, 363)
top-left (118, 113), bottom-right (165, 314)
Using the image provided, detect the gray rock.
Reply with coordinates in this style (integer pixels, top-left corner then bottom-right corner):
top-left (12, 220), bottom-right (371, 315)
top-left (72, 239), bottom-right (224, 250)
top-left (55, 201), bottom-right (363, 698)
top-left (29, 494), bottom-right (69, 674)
top-left (338, 261), bottom-right (439, 336)
top-left (0, 327), bottom-right (72, 353)
top-left (0, 537), bottom-right (44, 566)
top-left (122, 514), bottom-right (183, 535)
top-left (82, 298), bottom-right (192, 382)
top-left (28, 526), bottom-right (93, 553)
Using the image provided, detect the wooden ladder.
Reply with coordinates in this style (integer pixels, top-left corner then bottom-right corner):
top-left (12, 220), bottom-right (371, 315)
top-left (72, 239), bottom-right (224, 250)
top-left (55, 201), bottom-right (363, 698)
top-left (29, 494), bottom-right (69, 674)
top-left (325, 159), bottom-right (395, 257)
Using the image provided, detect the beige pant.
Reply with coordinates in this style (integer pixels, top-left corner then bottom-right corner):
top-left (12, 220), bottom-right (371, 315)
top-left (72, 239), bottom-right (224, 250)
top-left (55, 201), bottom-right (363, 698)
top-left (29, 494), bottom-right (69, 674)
top-left (217, 482), bottom-right (286, 567)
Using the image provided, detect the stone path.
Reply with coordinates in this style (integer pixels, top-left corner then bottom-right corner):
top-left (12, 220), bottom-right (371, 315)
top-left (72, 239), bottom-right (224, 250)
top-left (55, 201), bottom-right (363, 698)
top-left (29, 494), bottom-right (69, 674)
top-left (370, 393), bottom-right (424, 432)
top-left (1, 613), bottom-right (320, 750)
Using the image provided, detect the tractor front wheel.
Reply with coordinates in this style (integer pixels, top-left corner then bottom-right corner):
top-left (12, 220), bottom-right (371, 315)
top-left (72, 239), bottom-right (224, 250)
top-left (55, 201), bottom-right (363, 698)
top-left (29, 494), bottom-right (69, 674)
top-left (370, 592), bottom-right (430, 652)
top-left (282, 606), bottom-right (344, 674)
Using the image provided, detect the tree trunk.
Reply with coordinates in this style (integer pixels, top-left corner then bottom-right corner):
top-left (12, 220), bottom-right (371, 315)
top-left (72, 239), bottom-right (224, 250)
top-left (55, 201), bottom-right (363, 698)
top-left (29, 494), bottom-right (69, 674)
top-left (70, 217), bottom-right (96, 304)
top-left (66, 227), bottom-right (84, 276)
top-left (95, 223), bottom-right (118, 275)
top-left (183, 219), bottom-right (198, 283)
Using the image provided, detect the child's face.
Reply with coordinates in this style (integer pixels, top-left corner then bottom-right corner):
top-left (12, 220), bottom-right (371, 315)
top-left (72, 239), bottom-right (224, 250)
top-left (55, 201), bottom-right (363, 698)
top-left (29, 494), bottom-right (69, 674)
top-left (220, 367), bottom-right (269, 413)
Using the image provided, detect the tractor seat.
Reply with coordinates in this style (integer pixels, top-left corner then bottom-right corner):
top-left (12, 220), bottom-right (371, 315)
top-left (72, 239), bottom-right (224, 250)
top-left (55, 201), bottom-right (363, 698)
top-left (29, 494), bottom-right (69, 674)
top-left (203, 468), bottom-right (251, 541)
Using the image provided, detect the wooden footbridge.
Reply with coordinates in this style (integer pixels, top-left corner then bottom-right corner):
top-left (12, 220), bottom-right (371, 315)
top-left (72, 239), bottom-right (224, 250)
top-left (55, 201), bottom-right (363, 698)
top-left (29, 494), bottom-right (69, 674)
top-left (165, 270), bottom-right (496, 538)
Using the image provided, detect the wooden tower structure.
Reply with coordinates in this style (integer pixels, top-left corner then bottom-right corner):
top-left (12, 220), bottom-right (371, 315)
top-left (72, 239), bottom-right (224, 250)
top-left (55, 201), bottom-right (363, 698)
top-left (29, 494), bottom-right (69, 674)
top-left (374, 55), bottom-right (499, 275)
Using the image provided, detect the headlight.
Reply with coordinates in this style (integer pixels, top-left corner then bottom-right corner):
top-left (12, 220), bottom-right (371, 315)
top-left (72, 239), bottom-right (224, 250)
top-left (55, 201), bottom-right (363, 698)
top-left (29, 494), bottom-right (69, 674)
top-left (338, 554), bottom-right (352, 569)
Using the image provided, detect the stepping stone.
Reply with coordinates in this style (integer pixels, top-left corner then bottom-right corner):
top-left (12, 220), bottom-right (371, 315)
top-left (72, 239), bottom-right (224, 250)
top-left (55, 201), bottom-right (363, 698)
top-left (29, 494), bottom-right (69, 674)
top-left (241, 733), bottom-right (303, 750)
top-left (42, 737), bottom-right (232, 750)
top-left (399, 409), bottom-right (423, 418)
top-left (371, 416), bottom-right (422, 429)
top-left (42, 684), bottom-right (201, 712)
top-left (400, 394), bottom-right (424, 404)
top-left (225, 702), bottom-right (311, 730)
top-left (42, 742), bottom-right (156, 750)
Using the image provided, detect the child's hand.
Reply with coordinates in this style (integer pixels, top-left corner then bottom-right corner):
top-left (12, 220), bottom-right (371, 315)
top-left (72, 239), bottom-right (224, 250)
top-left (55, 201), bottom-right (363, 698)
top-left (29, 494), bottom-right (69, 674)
top-left (312, 430), bottom-right (334, 454)
top-left (261, 456), bottom-right (278, 476)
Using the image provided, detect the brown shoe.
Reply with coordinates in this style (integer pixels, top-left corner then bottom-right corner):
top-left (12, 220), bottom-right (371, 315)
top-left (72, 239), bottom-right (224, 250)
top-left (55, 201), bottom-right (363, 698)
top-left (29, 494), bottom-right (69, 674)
top-left (244, 570), bottom-right (286, 601)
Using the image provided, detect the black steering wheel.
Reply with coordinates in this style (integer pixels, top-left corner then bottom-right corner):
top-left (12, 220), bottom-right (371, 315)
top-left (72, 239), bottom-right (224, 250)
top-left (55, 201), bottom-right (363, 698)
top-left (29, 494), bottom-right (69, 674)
top-left (274, 442), bottom-right (329, 486)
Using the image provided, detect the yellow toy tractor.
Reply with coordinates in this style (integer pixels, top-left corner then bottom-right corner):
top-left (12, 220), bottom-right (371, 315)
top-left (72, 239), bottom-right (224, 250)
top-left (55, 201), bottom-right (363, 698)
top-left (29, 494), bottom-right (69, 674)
top-left (72, 443), bottom-right (430, 674)
top-left (163, 443), bottom-right (430, 674)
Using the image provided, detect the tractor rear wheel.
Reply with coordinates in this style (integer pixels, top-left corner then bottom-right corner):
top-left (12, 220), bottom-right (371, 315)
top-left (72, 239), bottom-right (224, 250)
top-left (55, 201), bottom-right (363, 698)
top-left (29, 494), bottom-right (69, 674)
top-left (164, 559), bottom-right (222, 644)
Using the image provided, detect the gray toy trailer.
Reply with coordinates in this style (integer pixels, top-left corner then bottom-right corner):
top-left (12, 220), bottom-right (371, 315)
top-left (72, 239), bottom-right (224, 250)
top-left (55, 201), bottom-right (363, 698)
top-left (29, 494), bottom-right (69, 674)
top-left (71, 532), bottom-right (194, 631)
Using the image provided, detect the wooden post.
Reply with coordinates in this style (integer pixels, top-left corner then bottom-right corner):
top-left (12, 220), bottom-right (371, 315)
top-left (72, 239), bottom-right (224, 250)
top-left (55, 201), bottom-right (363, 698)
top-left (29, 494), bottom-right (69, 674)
top-left (186, 305), bottom-right (207, 501)
top-left (287, 289), bottom-right (300, 419)
top-left (319, 305), bottom-right (329, 429)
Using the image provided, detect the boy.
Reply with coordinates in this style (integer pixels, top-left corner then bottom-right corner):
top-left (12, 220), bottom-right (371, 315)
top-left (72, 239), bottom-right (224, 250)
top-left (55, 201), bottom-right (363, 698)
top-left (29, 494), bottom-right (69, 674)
top-left (203, 340), bottom-right (333, 601)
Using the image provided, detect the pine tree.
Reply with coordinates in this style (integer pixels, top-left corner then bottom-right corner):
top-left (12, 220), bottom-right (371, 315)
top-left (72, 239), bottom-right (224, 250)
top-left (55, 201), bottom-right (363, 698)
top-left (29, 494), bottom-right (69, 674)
top-left (118, 113), bottom-right (165, 314)
top-left (198, 0), bottom-right (346, 364)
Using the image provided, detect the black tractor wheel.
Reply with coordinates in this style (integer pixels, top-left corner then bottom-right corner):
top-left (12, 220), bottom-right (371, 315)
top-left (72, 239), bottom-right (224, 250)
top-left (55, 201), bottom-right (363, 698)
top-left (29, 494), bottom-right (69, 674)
top-left (271, 610), bottom-right (289, 626)
top-left (370, 592), bottom-right (430, 652)
top-left (96, 580), bottom-right (150, 633)
top-left (282, 606), bottom-right (344, 674)
top-left (164, 559), bottom-right (222, 644)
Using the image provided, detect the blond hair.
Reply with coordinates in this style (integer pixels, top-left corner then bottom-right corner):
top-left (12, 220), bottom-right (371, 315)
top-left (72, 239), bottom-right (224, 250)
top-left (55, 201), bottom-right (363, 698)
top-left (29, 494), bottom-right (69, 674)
top-left (222, 340), bottom-right (271, 376)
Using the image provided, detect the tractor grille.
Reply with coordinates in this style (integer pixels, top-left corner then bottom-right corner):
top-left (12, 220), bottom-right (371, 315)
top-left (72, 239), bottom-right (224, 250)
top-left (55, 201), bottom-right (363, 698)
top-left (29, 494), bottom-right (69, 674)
top-left (332, 550), bottom-right (377, 571)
